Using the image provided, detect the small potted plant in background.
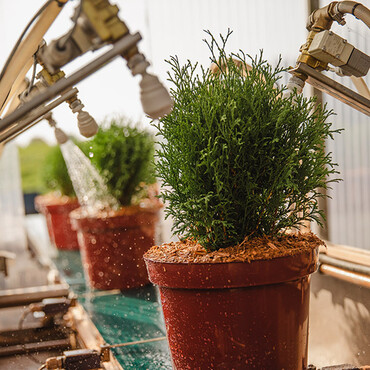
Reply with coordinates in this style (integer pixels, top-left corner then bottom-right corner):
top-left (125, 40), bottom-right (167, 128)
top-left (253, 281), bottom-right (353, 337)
top-left (70, 118), bottom-right (161, 291)
top-left (35, 145), bottom-right (80, 250)
top-left (144, 31), bottom-right (340, 369)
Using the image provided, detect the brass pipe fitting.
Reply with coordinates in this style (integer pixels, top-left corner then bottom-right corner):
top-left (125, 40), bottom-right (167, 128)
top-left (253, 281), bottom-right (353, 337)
top-left (306, 1), bottom-right (340, 31)
top-left (307, 1), bottom-right (370, 31)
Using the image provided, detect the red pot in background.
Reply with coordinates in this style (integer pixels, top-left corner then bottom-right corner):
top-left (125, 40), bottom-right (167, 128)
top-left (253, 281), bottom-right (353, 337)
top-left (145, 247), bottom-right (319, 370)
top-left (70, 200), bottom-right (161, 290)
top-left (35, 194), bottom-right (80, 250)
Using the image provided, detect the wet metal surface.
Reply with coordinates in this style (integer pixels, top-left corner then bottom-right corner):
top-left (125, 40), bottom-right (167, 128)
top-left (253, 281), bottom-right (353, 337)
top-left (53, 250), bottom-right (172, 369)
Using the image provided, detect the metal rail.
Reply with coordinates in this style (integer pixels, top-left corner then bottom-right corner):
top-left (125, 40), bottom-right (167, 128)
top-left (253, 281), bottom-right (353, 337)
top-left (0, 338), bottom-right (70, 357)
top-left (320, 264), bottom-right (370, 289)
top-left (0, 284), bottom-right (69, 308)
top-left (290, 63), bottom-right (370, 116)
top-left (0, 88), bottom-right (78, 143)
top-left (108, 336), bottom-right (167, 349)
top-left (319, 254), bottom-right (370, 276)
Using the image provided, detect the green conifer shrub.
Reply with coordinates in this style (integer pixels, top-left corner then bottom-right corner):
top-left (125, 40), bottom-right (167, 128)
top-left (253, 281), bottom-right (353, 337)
top-left (88, 117), bottom-right (156, 207)
top-left (155, 31), bottom-right (340, 251)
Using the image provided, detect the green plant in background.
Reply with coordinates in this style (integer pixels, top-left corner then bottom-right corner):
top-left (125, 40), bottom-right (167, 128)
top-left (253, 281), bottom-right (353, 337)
top-left (42, 145), bottom-right (76, 197)
top-left (88, 118), bottom-right (156, 207)
top-left (155, 30), bottom-right (340, 251)
top-left (19, 139), bottom-right (52, 194)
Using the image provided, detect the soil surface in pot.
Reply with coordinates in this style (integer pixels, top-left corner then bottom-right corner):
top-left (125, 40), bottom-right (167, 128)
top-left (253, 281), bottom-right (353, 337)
top-left (144, 231), bottom-right (323, 263)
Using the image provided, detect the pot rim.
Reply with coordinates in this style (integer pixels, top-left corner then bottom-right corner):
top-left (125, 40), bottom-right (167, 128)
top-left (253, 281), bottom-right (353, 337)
top-left (69, 199), bottom-right (162, 232)
top-left (35, 193), bottom-right (79, 213)
top-left (144, 247), bottom-right (319, 289)
top-left (69, 199), bottom-right (162, 221)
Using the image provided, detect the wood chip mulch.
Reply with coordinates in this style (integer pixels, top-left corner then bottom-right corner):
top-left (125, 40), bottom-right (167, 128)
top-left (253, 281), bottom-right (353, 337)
top-left (144, 232), bottom-right (324, 264)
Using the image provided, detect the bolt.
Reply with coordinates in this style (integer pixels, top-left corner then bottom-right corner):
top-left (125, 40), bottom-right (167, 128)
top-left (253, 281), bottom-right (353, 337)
top-left (329, 31), bottom-right (333, 36)
top-left (322, 46), bottom-right (326, 51)
top-left (336, 54), bottom-right (340, 58)
top-left (343, 39), bottom-right (347, 43)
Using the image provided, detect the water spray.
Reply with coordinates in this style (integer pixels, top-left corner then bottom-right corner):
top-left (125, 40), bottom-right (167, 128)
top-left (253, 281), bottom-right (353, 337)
top-left (46, 113), bottom-right (119, 214)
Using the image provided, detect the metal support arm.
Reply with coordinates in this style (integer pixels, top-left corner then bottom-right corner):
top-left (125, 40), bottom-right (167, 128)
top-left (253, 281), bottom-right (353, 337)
top-left (0, 33), bottom-right (141, 143)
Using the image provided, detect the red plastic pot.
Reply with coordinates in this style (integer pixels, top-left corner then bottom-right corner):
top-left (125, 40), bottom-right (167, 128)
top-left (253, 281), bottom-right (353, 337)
top-left (145, 247), bottom-right (319, 370)
top-left (70, 202), bottom-right (160, 290)
top-left (35, 194), bottom-right (80, 250)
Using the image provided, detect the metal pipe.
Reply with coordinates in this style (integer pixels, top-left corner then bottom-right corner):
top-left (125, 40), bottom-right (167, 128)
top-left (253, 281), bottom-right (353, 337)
top-left (0, 32), bottom-right (141, 138)
top-left (0, 0), bottom-right (69, 109)
top-left (307, 1), bottom-right (370, 31)
top-left (319, 253), bottom-right (370, 276)
top-left (0, 284), bottom-right (69, 308)
top-left (0, 88), bottom-right (78, 143)
top-left (0, 62), bottom-right (32, 116)
top-left (108, 336), bottom-right (167, 349)
top-left (307, 2), bottom-right (337, 31)
top-left (320, 264), bottom-right (370, 288)
top-left (0, 338), bottom-right (70, 357)
top-left (2, 79), bottom-right (29, 118)
top-left (337, 1), bottom-right (370, 28)
top-left (290, 63), bottom-right (370, 116)
top-left (3, 115), bottom-right (46, 144)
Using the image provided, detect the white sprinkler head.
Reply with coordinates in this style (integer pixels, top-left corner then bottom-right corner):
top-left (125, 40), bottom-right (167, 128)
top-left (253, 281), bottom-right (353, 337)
top-left (140, 73), bottom-right (173, 119)
top-left (77, 111), bottom-right (99, 138)
top-left (54, 127), bottom-right (69, 144)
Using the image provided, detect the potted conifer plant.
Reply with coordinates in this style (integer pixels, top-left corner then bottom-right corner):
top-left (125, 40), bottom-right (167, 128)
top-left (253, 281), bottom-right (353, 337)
top-left (144, 32), bottom-right (339, 369)
top-left (35, 145), bottom-right (80, 250)
top-left (70, 118), bottom-right (161, 290)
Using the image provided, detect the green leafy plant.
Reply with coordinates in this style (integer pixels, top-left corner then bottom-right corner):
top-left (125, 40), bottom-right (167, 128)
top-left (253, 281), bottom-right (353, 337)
top-left (88, 117), bottom-right (156, 207)
top-left (43, 145), bottom-right (75, 197)
top-left (155, 31), bottom-right (340, 251)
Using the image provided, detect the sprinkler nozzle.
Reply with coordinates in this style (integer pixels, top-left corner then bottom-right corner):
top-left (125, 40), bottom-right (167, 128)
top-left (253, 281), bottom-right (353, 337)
top-left (126, 53), bottom-right (173, 119)
top-left (77, 110), bottom-right (99, 138)
top-left (54, 127), bottom-right (69, 144)
top-left (140, 72), bottom-right (173, 119)
top-left (67, 97), bottom-right (99, 138)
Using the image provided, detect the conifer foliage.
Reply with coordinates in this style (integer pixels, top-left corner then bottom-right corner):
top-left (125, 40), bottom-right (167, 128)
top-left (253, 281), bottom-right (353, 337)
top-left (155, 31), bottom-right (340, 251)
top-left (88, 118), bottom-right (155, 206)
